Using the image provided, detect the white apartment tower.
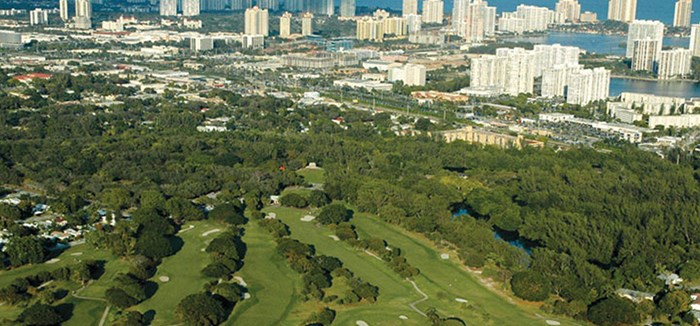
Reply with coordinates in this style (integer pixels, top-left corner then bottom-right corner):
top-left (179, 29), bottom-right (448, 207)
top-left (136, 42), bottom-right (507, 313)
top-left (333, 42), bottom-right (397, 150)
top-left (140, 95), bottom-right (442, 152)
top-left (422, 0), bottom-right (444, 24)
top-left (566, 68), bottom-right (610, 105)
top-left (405, 14), bottom-right (422, 34)
top-left (74, 0), bottom-right (92, 29)
top-left (404, 64), bottom-right (427, 86)
top-left (403, 0), bottom-right (418, 16)
top-left (541, 64), bottom-right (583, 98)
top-left (301, 12), bottom-right (313, 36)
top-left (658, 48), bottom-right (692, 79)
top-left (30, 9), bottom-right (49, 26)
top-left (608, 0), bottom-right (637, 22)
top-left (555, 0), bottom-right (581, 23)
top-left (182, 0), bottom-right (200, 16)
top-left (626, 20), bottom-right (664, 59)
top-left (631, 39), bottom-right (659, 71)
top-left (340, 0), bottom-right (355, 17)
top-left (245, 6), bottom-right (269, 36)
top-left (160, 0), bottom-right (177, 16)
top-left (691, 24), bottom-right (700, 56)
top-left (279, 12), bottom-right (292, 37)
top-left (453, 0), bottom-right (496, 42)
top-left (515, 5), bottom-right (556, 32)
top-left (533, 44), bottom-right (580, 77)
top-left (356, 17), bottom-right (384, 42)
top-left (674, 0), bottom-right (692, 28)
top-left (60, 0), bottom-right (69, 21)
top-left (471, 48), bottom-right (536, 95)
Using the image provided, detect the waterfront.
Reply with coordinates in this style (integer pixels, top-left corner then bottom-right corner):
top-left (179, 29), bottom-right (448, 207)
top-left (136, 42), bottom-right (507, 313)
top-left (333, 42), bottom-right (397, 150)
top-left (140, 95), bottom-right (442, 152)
top-left (503, 32), bottom-right (690, 56)
top-left (611, 78), bottom-right (700, 98)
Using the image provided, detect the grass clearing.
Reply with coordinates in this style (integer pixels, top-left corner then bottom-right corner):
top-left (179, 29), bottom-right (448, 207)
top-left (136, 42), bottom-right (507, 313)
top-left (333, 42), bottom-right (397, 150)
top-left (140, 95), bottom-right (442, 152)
top-left (226, 221), bottom-right (304, 325)
top-left (296, 168), bottom-right (325, 185)
top-left (135, 219), bottom-right (222, 325)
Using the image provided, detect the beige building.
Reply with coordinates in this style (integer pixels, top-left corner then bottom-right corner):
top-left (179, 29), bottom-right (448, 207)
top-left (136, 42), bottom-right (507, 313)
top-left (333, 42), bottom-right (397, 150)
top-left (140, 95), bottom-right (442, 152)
top-left (183, 0), bottom-right (200, 16)
top-left (438, 126), bottom-right (525, 149)
top-left (690, 24), bottom-right (700, 56)
top-left (580, 11), bottom-right (598, 22)
top-left (403, 0), bottom-right (418, 16)
top-left (279, 12), bottom-right (292, 38)
top-left (245, 6), bottom-right (269, 36)
top-left (555, 0), bottom-right (581, 22)
top-left (301, 12), bottom-right (313, 36)
top-left (422, 0), bottom-right (444, 24)
top-left (674, 0), bottom-right (692, 28)
top-left (356, 17), bottom-right (385, 42)
top-left (608, 0), bottom-right (637, 22)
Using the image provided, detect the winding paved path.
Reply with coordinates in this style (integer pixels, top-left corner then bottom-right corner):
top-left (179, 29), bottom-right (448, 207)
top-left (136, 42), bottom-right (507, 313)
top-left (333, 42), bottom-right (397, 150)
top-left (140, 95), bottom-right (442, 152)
top-left (407, 279), bottom-right (428, 317)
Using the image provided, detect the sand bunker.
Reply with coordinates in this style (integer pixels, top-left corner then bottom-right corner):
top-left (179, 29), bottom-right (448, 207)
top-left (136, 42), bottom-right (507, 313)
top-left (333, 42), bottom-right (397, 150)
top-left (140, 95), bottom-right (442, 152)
top-left (455, 298), bottom-right (468, 303)
top-left (234, 276), bottom-right (248, 287)
top-left (45, 258), bottom-right (60, 264)
top-left (202, 229), bottom-right (221, 237)
top-left (328, 235), bottom-right (340, 241)
top-left (70, 252), bottom-right (83, 256)
top-left (159, 276), bottom-right (170, 282)
top-left (399, 315), bottom-right (408, 320)
top-left (300, 215), bottom-right (316, 222)
top-left (546, 321), bottom-right (561, 326)
top-left (440, 253), bottom-right (449, 259)
top-left (356, 321), bottom-right (369, 326)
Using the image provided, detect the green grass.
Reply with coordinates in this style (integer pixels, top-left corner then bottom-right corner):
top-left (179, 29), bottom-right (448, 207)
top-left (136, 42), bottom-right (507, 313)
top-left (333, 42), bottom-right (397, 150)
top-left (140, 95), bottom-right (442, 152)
top-left (225, 221), bottom-right (304, 325)
top-left (135, 219), bottom-right (223, 325)
top-left (296, 168), bottom-right (325, 185)
top-left (262, 206), bottom-right (583, 326)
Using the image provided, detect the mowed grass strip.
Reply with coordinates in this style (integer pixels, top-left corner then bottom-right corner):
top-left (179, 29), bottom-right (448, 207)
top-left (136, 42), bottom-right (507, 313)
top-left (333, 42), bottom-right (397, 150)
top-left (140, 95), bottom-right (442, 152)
top-left (225, 221), bottom-right (303, 326)
top-left (136, 219), bottom-right (222, 325)
top-left (264, 206), bottom-right (426, 326)
top-left (296, 168), bottom-right (325, 185)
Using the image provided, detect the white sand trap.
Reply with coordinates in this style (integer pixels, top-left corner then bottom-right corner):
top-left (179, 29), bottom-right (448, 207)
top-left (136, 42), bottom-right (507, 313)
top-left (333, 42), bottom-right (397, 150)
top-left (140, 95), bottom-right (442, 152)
top-left (300, 215), bottom-right (316, 222)
top-left (45, 258), bottom-right (60, 264)
top-left (399, 315), bottom-right (408, 320)
top-left (71, 252), bottom-right (83, 256)
top-left (234, 276), bottom-right (248, 287)
top-left (440, 253), bottom-right (449, 260)
top-left (546, 321), bottom-right (561, 326)
top-left (265, 213), bottom-right (277, 219)
top-left (202, 229), bottom-right (221, 237)
top-left (243, 293), bottom-right (251, 300)
top-left (356, 321), bottom-right (369, 326)
top-left (329, 235), bottom-right (340, 241)
top-left (159, 276), bottom-right (170, 282)
top-left (455, 298), bottom-right (468, 303)
top-left (200, 248), bottom-right (206, 252)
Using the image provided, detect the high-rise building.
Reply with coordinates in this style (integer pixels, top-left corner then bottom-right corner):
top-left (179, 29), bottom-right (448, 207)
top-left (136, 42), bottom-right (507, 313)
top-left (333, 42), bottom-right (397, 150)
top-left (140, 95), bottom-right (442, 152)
top-left (580, 11), bottom-right (598, 23)
top-left (453, 0), bottom-right (496, 42)
top-left (245, 6), bottom-right (269, 36)
top-left (657, 48), bottom-right (692, 79)
top-left (0, 30), bottom-right (23, 49)
top-left (190, 37), bottom-right (213, 51)
top-left (608, 0), bottom-right (637, 22)
top-left (422, 0), bottom-right (443, 24)
top-left (301, 12), bottom-right (313, 35)
top-left (690, 24), bottom-right (700, 56)
top-left (555, 0), bottom-right (581, 22)
top-left (533, 44), bottom-right (580, 77)
top-left (201, 0), bottom-right (228, 11)
top-left (182, 0), bottom-right (200, 16)
top-left (674, 0), bottom-right (692, 28)
top-left (498, 13), bottom-right (525, 34)
top-left (403, 0), bottom-right (418, 16)
top-left (279, 11), bottom-right (292, 37)
top-left (404, 64), bottom-right (426, 86)
top-left (470, 48), bottom-right (536, 95)
top-left (30, 8), bottom-right (49, 26)
top-left (231, 0), bottom-right (253, 11)
top-left (542, 63), bottom-right (583, 98)
top-left (74, 0), bottom-right (92, 29)
top-left (384, 16), bottom-right (407, 36)
top-left (310, 0), bottom-right (333, 16)
top-left (405, 14), bottom-right (422, 34)
top-left (258, 0), bottom-right (279, 11)
top-left (356, 17), bottom-right (384, 42)
top-left (515, 5), bottom-right (557, 32)
top-left (566, 67), bottom-right (610, 105)
top-left (631, 39), bottom-right (659, 71)
top-left (160, 0), bottom-right (177, 16)
top-left (340, 0), bottom-right (355, 17)
top-left (60, 0), bottom-right (69, 21)
top-left (626, 20), bottom-right (664, 59)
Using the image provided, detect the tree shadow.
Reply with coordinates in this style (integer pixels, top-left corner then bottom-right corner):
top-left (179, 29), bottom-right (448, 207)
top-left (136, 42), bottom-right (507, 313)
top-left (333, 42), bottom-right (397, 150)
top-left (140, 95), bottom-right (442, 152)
top-left (90, 260), bottom-right (107, 280)
top-left (55, 302), bottom-right (74, 323)
top-left (143, 310), bottom-right (156, 324)
top-left (144, 281), bottom-right (159, 300)
top-left (169, 236), bottom-right (185, 255)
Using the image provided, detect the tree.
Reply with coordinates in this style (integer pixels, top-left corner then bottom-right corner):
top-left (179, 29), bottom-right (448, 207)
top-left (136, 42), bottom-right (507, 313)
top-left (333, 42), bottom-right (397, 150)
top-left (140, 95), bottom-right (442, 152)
top-left (5, 236), bottom-right (46, 266)
top-left (317, 204), bottom-right (352, 225)
top-left (213, 283), bottom-right (244, 305)
top-left (101, 188), bottom-right (131, 211)
top-left (587, 297), bottom-right (642, 326)
top-left (135, 231), bottom-right (175, 259)
top-left (175, 293), bottom-right (227, 326)
top-left (414, 118), bottom-right (434, 131)
top-left (279, 193), bottom-right (308, 208)
top-left (105, 288), bottom-right (139, 309)
top-left (304, 307), bottom-right (336, 326)
top-left (308, 190), bottom-right (330, 207)
top-left (208, 203), bottom-right (246, 225)
top-left (165, 197), bottom-right (205, 223)
top-left (659, 290), bottom-right (691, 317)
top-left (16, 303), bottom-right (64, 326)
top-left (510, 271), bottom-right (551, 302)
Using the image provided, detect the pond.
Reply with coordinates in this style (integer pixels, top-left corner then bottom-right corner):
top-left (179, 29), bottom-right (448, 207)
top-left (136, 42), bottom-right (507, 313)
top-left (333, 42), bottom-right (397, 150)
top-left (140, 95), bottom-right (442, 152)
top-left (451, 207), bottom-right (534, 255)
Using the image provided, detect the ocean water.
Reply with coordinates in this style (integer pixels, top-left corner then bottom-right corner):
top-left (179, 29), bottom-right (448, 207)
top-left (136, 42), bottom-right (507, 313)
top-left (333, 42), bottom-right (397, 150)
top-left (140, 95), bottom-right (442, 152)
top-left (503, 32), bottom-right (690, 55)
top-left (359, 0), bottom-right (700, 25)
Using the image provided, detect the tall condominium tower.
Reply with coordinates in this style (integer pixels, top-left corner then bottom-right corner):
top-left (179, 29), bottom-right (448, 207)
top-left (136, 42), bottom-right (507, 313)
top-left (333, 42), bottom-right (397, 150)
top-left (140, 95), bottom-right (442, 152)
top-left (245, 6), bottom-right (269, 36)
top-left (674, 0), bottom-right (692, 28)
top-left (301, 12), bottom-right (313, 35)
top-left (60, 0), bottom-right (69, 21)
top-left (182, 0), bottom-right (200, 16)
top-left (160, 0), bottom-right (177, 16)
top-left (555, 0), bottom-right (581, 22)
top-left (279, 11), bottom-right (292, 37)
top-left (340, 0), bottom-right (355, 17)
top-left (422, 0), bottom-right (443, 24)
top-left (403, 0), bottom-right (417, 16)
top-left (690, 24), bottom-right (700, 56)
top-left (626, 20), bottom-right (664, 59)
top-left (608, 0), bottom-right (637, 22)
